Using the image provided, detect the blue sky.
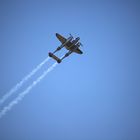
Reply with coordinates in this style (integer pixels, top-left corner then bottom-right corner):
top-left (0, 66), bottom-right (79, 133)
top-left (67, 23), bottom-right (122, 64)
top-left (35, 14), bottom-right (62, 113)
top-left (0, 0), bottom-right (140, 140)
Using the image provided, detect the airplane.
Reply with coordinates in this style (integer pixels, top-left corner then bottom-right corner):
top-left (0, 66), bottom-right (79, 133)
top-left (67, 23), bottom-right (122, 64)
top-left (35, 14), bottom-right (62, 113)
top-left (48, 33), bottom-right (83, 63)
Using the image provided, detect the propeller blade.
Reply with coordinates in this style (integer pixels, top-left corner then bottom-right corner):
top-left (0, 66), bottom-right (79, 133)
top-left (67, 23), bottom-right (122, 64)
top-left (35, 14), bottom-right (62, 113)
top-left (79, 42), bottom-right (83, 47)
top-left (69, 33), bottom-right (73, 38)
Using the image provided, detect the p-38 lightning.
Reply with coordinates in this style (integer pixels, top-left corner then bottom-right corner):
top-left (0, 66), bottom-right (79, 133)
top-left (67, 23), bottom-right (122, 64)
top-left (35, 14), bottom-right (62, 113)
top-left (48, 33), bottom-right (83, 63)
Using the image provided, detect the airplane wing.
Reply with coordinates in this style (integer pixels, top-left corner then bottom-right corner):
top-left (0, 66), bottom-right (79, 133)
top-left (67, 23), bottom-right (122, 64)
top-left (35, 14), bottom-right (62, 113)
top-left (74, 48), bottom-right (83, 54)
top-left (66, 42), bottom-right (83, 54)
top-left (56, 33), bottom-right (83, 54)
top-left (56, 33), bottom-right (67, 44)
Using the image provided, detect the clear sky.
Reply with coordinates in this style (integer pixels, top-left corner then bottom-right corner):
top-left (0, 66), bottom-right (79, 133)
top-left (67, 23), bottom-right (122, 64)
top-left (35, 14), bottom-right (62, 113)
top-left (0, 0), bottom-right (140, 140)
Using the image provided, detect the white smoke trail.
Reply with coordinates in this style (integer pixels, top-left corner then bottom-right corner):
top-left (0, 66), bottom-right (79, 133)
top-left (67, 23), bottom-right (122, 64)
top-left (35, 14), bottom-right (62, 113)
top-left (0, 57), bottom-right (50, 105)
top-left (0, 62), bottom-right (57, 119)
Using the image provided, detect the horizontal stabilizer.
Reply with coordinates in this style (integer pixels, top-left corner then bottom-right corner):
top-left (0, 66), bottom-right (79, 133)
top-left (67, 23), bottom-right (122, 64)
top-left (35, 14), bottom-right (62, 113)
top-left (48, 52), bottom-right (61, 63)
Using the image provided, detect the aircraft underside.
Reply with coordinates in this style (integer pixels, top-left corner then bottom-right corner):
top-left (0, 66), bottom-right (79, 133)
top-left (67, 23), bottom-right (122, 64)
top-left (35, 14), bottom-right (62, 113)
top-left (48, 33), bottom-right (83, 63)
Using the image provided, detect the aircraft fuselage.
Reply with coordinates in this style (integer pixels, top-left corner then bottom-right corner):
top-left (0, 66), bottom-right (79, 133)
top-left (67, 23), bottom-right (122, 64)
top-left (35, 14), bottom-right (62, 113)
top-left (65, 37), bottom-right (80, 51)
top-left (48, 33), bottom-right (83, 63)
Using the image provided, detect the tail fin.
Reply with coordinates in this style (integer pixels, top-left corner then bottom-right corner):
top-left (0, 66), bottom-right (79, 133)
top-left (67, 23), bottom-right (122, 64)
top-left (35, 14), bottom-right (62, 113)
top-left (48, 52), bottom-right (61, 63)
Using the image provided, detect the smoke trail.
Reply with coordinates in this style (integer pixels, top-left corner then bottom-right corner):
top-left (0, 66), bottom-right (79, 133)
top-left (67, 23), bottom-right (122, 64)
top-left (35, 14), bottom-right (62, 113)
top-left (0, 62), bottom-right (57, 119)
top-left (0, 57), bottom-right (50, 105)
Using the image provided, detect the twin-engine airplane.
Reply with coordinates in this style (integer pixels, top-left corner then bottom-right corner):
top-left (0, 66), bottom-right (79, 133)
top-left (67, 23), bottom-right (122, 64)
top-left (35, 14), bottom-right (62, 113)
top-left (48, 33), bottom-right (83, 63)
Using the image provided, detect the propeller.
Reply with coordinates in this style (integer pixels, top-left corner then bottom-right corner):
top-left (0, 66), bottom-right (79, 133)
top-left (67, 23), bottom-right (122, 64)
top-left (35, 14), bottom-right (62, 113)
top-left (69, 33), bottom-right (73, 39)
top-left (79, 42), bottom-right (83, 47)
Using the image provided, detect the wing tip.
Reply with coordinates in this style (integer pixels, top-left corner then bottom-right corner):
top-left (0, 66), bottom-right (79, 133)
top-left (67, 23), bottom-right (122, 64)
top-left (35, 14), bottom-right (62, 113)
top-left (56, 33), bottom-right (59, 37)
